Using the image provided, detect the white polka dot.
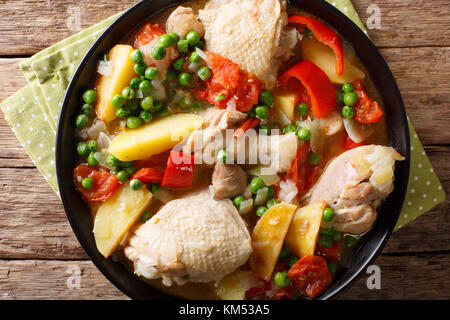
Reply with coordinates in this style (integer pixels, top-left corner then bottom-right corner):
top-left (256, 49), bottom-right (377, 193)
top-left (47, 173), bottom-right (52, 178)
top-left (52, 84), bottom-right (56, 88)
top-left (16, 123), bottom-right (21, 128)
top-left (59, 60), bottom-right (62, 64)
top-left (343, 7), bottom-right (348, 11)
top-left (433, 198), bottom-right (438, 202)
top-left (74, 52), bottom-right (78, 56)
top-left (426, 181), bottom-right (430, 186)
top-left (423, 194), bottom-right (427, 198)
top-left (39, 143), bottom-right (44, 148)
top-left (398, 225), bottom-right (403, 229)
top-left (42, 130), bottom-right (46, 134)
top-left (411, 146), bottom-right (414, 151)
top-left (418, 206), bottom-right (423, 211)
top-left (407, 201), bottom-right (412, 206)
top-left (26, 140), bottom-right (31, 145)
top-left (410, 188), bottom-right (415, 193)
top-left (34, 100), bottom-right (38, 105)
top-left (418, 163), bottom-right (422, 168)
top-left (21, 97), bottom-right (25, 101)
top-left (414, 176), bottom-right (418, 181)
top-left (6, 106), bottom-right (10, 111)
top-left (422, 151), bottom-right (425, 155)
top-left (414, 133), bottom-right (418, 139)
top-left (332, 2), bottom-right (336, 6)
top-left (31, 114), bottom-right (35, 118)
top-left (438, 185), bottom-right (442, 190)
top-left (43, 66), bottom-right (47, 71)
top-left (50, 160), bottom-right (55, 165)
top-left (37, 156), bottom-right (42, 161)
top-left (28, 127), bottom-right (33, 131)
top-left (52, 147), bottom-right (56, 152)
top-left (403, 214), bottom-right (408, 218)
top-left (18, 110), bottom-right (23, 114)
top-left (47, 97), bottom-right (51, 101)
top-left (430, 168), bottom-right (434, 173)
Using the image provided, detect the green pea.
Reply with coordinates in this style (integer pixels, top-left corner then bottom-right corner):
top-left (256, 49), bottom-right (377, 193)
top-left (157, 106), bottom-right (170, 117)
top-left (319, 227), bottom-right (335, 237)
top-left (158, 34), bottom-right (175, 48)
top-left (343, 234), bottom-right (359, 247)
top-left (126, 166), bottom-right (136, 175)
top-left (189, 51), bottom-right (201, 63)
top-left (297, 127), bottom-right (311, 141)
top-left (267, 186), bottom-right (275, 198)
top-left (166, 68), bottom-right (177, 81)
top-left (318, 235), bottom-right (333, 248)
top-left (168, 32), bottom-right (180, 43)
top-left (139, 79), bottom-right (152, 92)
top-left (106, 154), bottom-right (120, 167)
top-left (247, 108), bottom-right (256, 118)
top-left (87, 140), bottom-right (98, 152)
top-left (130, 178), bottom-right (143, 190)
top-left (116, 170), bottom-right (129, 182)
top-left (284, 124), bottom-right (298, 134)
top-left (343, 92), bottom-right (358, 106)
top-left (284, 255), bottom-right (299, 268)
top-left (81, 177), bottom-right (93, 190)
top-left (279, 247), bottom-right (289, 259)
top-left (216, 95), bottom-right (226, 102)
top-left (274, 271), bottom-right (291, 288)
top-left (87, 152), bottom-right (99, 166)
top-left (120, 161), bottom-right (134, 168)
top-left (260, 91), bottom-right (274, 107)
top-left (147, 183), bottom-right (161, 194)
top-left (327, 261), bottom-right (338, 275)
top-left (342, 83), bottom-right (354, 93)
top-left (152, 100), bottom-right (164, 112)
top-left (250, 177), bottom-right (266, 194)
top-left (177, 39), bottom-right (189, 53)
top-left (191, 39), bottom-right (204, 49)
top-left (255, 105), bottom-right (269, 120)
top-left (216, 149), bottom-right (228, 163)
top-left (178, 73), bottom-right (192, 86)
top-left (127, 116), bottom-right (143, 129)
top-left (233, 195), bottom-right (245, 208)
top-left (111, 94), bottom-right (125, 108)
top-left (75, 114), bottom-right (91, 129)
top-left (81, 103), bottom-right (94, 117)
top-left (121, 86), bottom-right (136, 100)
top-left (140, 210), bottom-right (152, 222)
top-left (186, 31), bottom-right (201, 45)
top-left (323, 207), bottom-right (334, 222)
top-left (128, 100), bottom-right (140, 111)
top-left (82, 89), bottom-right (97, 104)
top-left (145, 67), bottom-right (160, 80)
top-left (259, 123), bottom-right (270, 135)
top-left (267, 198), bottom-right (279, 208)
top-left (333, 231), bottom-right (341, 242)
top-left (77, 142), bottom-right (90, 158)
top-left (134, 62), bottom-right (147, 76)
top-left (140, 96), bottom-right (154, 110)
top-left (140, 109), bottom-right (153, 123)
top-left (336, 92), bottom-right (344, 104)
top-left (256, 206), bottom-right (268, 217)
top-left (130, 77), bottom-right (141, 89)
top-left (341, 105), bottom-right (355, 119)
top-left (297, 103), bottom-right (309, 116)
top-left (197, 66), bottom-right (211, 81)
top-left (173, 57), bottom-right (186, 71)
top-left (151, 45), bottom-right (166, 60)
top-left (310, 153), bottom-right (322, 164)
top-left (193, 102), bottom-right (202, 111)
top-left (130, 49), bottom-right (144, 63)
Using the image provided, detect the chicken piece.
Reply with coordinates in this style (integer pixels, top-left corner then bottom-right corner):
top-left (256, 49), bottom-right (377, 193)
top-left (199, 0), bottom-right (297, 90)
top-left (310, 145), bottom-right (404, 234)
top-left (124, 192), bottom-right (252, 286)
top-left (212, 163), bottom-right (248, 199)
top-left (166, 6), bottom-right (205, 39)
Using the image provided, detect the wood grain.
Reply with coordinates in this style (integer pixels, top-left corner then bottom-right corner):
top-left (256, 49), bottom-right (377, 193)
top-left (0, 253), bottom-right (448, 299)
top-left (0, 0), bottom-right (448, 55)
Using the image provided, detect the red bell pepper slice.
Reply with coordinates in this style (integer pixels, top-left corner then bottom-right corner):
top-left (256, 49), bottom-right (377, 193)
top-left (161, 151), bottom-right (195, 188)
top-left (233, 118), bottom-right (261, 138)
top-left (279, 60), bottom-right (336, 118)
top-left (132, 168), bottom-right (164, 184)
top-left (73, 165), bottom-right (119, 202)
top-left (289, 15), bottom-right (344, 75)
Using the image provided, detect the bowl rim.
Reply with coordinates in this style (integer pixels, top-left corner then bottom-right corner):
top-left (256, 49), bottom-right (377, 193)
top-left (56, 0), bottom-right (410, 300)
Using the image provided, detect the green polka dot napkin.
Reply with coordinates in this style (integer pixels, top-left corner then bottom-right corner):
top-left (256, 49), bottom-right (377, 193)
top-left (0, 1), bottom-right (445, 231)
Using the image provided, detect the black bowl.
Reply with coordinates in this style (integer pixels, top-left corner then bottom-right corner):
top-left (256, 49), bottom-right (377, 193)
top-left (56, 0), bottom-right (410, 300)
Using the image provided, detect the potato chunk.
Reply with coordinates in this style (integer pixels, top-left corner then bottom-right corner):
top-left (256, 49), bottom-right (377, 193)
top-left (285, 201), bottom-right (326, 258)
top-left (273, 93), bottom-right (296, 126)
top-left (249, 203), bottom-right (297, 281)
top-left (108, 113), bottom-right (204, 161)
top-left (301, 37), bottom-right (365, 84)
top-left (215, 270), bottom-right (260, 300)
top-left (93, 183), bottom-right (152, 258)
top-left (95, 44), bottom-right (138, 122)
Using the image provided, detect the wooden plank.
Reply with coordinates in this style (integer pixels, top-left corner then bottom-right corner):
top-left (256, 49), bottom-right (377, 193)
top-left (0, 145), bottom-right (447, 260)
top-left (0, 0), bottom-right (448, 56)
top-left (1, 47), bottom-right (449, 145)
top-left (0, 254), bottom-right (448, 299)
top-left (352, 0), bottom-right (450, 48)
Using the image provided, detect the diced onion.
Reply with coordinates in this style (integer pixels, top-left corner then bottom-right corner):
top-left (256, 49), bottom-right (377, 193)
top-left (136, 89), bottom-right (144, 99)
top-left (149, 83), bottom-right (166, 101)
top-left (154, 188), bottom-right (176, 203)
top-left (239, 199), bottom-right (254, 215)
top-left (188, 62), bottom-right (201, 73)
top-left (309, 119), bottom-right (323, 153)
top-left (343, 118), bottom-right (374, 143)
top-left (86, 119), bottom-right (109, 140)
top-left (94, 149), bottom-right (115, 171)
top-left (278, 179), bottom-right (298, 203)
top-left (97, 60), bottom-right (113, 76)
top-left (247, 166), bottom-right (280, 186)
top-left (97, 132), bottom-right (112, 150)
top-left (254, 187), bottom-right (268, 206)
top-left (195, 47), bottom-right (211, 68)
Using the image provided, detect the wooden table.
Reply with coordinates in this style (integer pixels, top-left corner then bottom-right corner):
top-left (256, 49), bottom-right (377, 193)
top-left (0, 0), bottom-right (448, 300)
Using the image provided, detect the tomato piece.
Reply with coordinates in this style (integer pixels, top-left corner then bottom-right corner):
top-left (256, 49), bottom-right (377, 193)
top-left (245, 281), bottom-right (271, 299)
top-left (278, 60), bottom-right (336, 118)
top-left (343, 133), bottom-right (365, 151)
top-left (287, 255), bottom-right (333, 298)
top-left (132, 168), bottom-right (164, 184)
top-left (351, 79), bottom-right (383, 124)
top-left (73, 165), bottom-right (119, 202)
top-left (316, 241), bottom-right (341, 262)
top-left (135, 23), bottom-right (165, 47)
top-left (273, 286), bottom-right (294, 300)
top-left (161, 151), bottom-right (195, 188)
top-left (195, 51), bottom-right (262, 112)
